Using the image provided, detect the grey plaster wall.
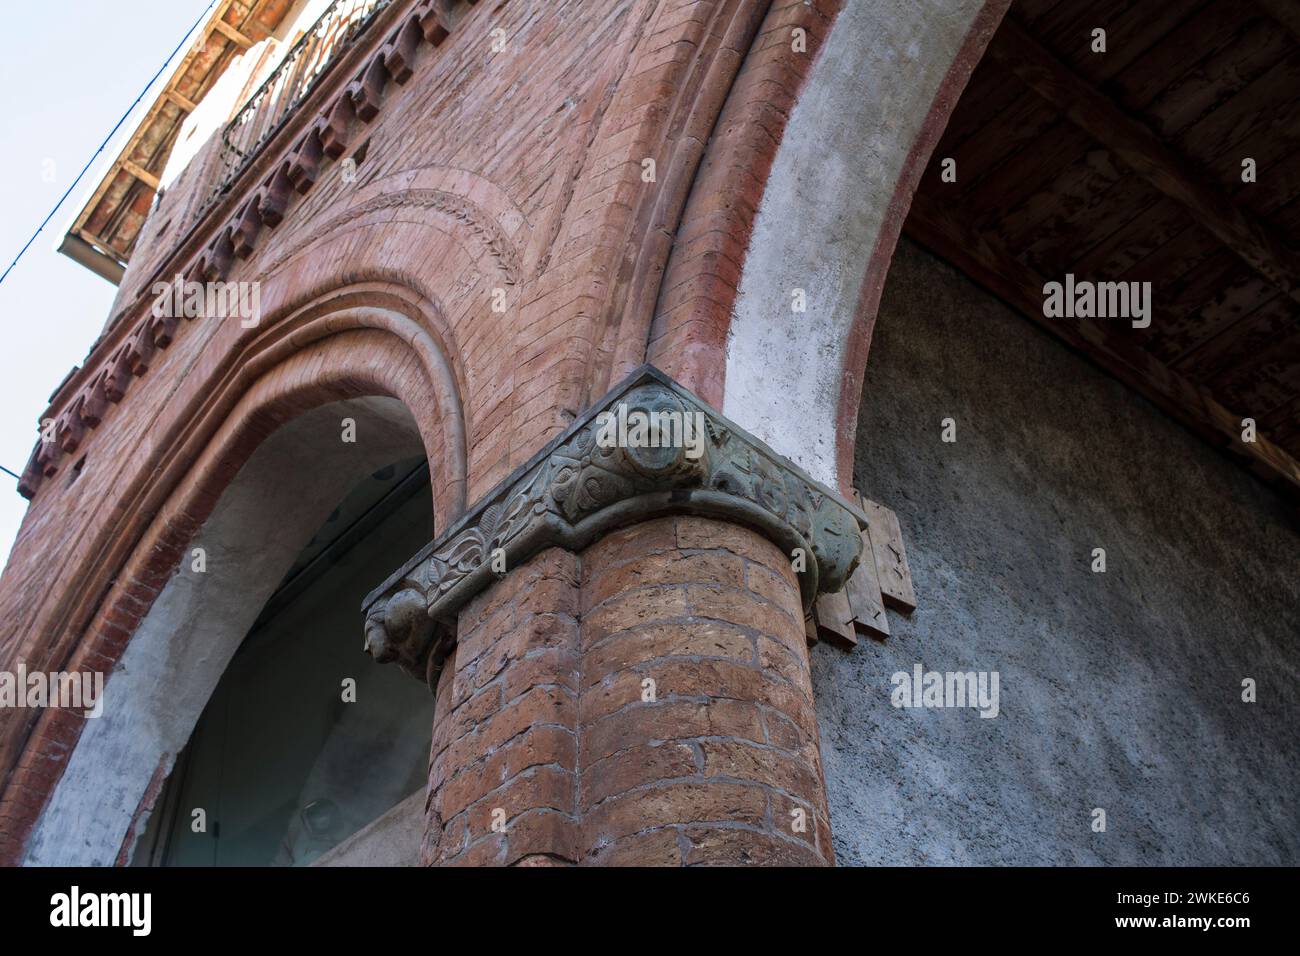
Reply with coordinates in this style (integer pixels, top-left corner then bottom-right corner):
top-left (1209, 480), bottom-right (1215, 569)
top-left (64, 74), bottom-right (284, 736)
top-left (813, 238), bottom-right (1300, 866)
top-left (313, 790), bottom-right (423, 867)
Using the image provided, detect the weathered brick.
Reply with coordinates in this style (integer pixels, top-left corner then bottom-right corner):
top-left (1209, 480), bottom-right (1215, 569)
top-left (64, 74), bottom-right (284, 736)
top-left (588, 827), bottom-right (682, 866)
top-left (582, 742), bottom-right (699, 810)
top-left (581, 698), bottom-right (766, 765)
top-left (683, 828), bottom-right (825, 867)
top-left (0, 0), bottom-right (842, 869)
top-left (581, 620), bottom-right (756, 686)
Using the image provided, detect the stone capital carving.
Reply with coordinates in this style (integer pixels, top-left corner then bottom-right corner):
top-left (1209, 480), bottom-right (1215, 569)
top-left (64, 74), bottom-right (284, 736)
top-left (362, 365), bottom-right (868, 685)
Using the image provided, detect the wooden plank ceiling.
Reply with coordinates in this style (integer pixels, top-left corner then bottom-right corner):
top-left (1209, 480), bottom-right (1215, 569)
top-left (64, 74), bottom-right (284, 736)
top-left (905, 0), bottom-right (1300, 500)
top-left (67, 0), bottom-right (297, 269)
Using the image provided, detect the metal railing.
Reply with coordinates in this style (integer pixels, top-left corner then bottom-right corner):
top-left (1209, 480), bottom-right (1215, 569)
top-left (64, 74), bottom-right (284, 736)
top-left (203, 0), bottom-right (392, 210)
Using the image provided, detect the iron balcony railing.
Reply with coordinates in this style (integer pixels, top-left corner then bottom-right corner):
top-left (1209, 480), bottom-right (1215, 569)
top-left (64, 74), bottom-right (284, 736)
top-left (203, 0), bottom-right (393, 211)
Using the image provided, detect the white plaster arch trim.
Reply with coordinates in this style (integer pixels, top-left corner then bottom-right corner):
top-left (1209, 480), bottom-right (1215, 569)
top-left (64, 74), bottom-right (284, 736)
top-left (22, 397), bottom-right (425, 866)
top-left (722, 0), bottom-right (1007, 490)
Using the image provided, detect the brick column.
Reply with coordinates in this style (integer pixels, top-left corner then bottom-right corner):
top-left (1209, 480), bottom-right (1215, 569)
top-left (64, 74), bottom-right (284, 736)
top-left (577, 516), bottom-right (831, 865)
top-left (362, 367), bottom-right (865, 867)
top-left (422, 548), bottom-right (581, 866)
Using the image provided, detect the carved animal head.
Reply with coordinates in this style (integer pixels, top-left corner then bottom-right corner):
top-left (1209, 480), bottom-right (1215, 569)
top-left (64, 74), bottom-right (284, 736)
top-left (363, 587), bottom-right (433, 669)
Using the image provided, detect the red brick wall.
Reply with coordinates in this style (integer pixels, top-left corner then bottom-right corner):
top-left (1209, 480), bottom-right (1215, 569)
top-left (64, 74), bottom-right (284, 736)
top-left (0, 0), bottom-right (848, 864)
top-left (647, 0), bottom-right (840, 406)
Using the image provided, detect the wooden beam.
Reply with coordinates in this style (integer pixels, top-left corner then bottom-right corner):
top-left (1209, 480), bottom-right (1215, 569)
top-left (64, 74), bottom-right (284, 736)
top-left (62, 0), bottom-right (294, 276)
top-left (243, 14), bottom-right (277, 44)
top-left (990, 18), bottom-right (1300, 309)
top-left (1261, 393), bottom-right (1300, 433)
top-left (77, 229), bottom-right (125, 261)
top-left (120, 159), bottom-right (161, 192)
top-left (210, 17), bottom-right (254, 49)
top-left (164, 88), bottom-right (199, 113)
top-left (1254, 0), bottom-right (1300, 46)
top-left (904, 190), bottom-right (1300, 496)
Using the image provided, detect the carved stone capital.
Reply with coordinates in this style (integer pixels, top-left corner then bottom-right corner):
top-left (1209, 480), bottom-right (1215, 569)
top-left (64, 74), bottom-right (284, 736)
top-left (362, 365), bottom-right (868, 685)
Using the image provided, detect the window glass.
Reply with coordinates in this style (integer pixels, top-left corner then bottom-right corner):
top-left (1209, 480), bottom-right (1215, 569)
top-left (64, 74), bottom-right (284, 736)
top-left (140, 458), bottom-right (436, 866)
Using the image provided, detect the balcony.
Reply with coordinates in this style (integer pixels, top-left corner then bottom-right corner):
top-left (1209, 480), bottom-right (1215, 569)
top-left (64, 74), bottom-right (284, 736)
top-left (29, 0), bottom-right (474, 499)
top-left (201, 0), bottom-right (394, 217)
top-left (56, 0), bottom-right (397, 283)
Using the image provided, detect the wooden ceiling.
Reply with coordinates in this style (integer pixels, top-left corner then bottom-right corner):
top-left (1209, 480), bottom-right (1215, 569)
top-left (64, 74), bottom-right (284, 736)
top-left (906, 0), bottom-right (1300, 499)
top-left (64, 0), bottom-right (297, 275)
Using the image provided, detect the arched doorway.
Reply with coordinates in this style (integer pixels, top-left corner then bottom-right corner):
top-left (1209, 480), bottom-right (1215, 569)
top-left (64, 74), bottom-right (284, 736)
top-left (22, 396), bottom-right (439, 866)
top-left (133, 454), bottom-right (435, 867)
top-left (712, 0), bottom-right (1300, 865)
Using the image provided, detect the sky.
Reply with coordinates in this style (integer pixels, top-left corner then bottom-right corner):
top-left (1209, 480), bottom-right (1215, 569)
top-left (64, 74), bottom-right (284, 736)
top-left (0, 0), bottom-right (215, 567)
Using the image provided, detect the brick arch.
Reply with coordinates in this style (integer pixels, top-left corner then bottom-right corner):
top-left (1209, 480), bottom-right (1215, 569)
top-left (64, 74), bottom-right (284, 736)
top-left (6, 283), bottom-right (469, 663)
top-left (19, 165), bottom-right (523, 505)
top-left (650, 0), bottom-right (1010, 491)
top-left (645, 0), bottom-right (842, 406)
top-left (210, 285), bottom-right (470, 517)
top-left (0, 302), bottom-right (469, 864)
top-left (238, 184), bottom-right (520, 504)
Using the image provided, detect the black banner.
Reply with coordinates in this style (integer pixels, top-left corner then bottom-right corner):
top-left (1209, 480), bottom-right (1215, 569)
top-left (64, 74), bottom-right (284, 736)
top-left (0, 866), bottom-right (1283, 941)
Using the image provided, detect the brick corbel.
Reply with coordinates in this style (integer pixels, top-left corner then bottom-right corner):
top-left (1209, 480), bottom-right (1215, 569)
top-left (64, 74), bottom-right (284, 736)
top-left (419, 0), bottom-right (465, 41)
top-left (103, 348), bottom-right (132, 403)
top-left (257, 164), bottom-right (294, 227)
top-left (149, 309), bottom-right (180, 349)
top-left (381, 16), bottom-right (424, 85)
top-left (318, 97), bottom-right (355, 160)
top-left (77, 375), bottom-right (110, 428)
top-left (56, 404), bottom-right (86, 455)
top-left (198, 230), bottom-right (235, 282)
top-left (124, 325), bottom-right (155, 377)
top-left (362, 365), bottom-right (870, 686)
top-left (36, 437), bottom-right (62, 478)
top-left (231, 199), bottom-right (264, 258)
top-left (348, 56), bottom-right (390, 122)
top-left (16, 0), bottom-right (488, 501)
top-left (287, 129), bottom-right (326, 193)
top-left (16, 447), bottom-right (42, 498)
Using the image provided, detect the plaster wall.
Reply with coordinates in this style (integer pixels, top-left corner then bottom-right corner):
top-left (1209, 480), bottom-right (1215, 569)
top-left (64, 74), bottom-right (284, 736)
top-left (813, 238), bottom-right (1300, 865)
top-left (312, 789), bottom-right (424, 866)
top-left (723, 0), bottom-right (987, 485)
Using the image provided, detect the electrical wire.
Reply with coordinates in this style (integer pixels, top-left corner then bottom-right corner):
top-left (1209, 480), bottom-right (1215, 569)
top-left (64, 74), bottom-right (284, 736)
top-left (0, 1), bottom-right (218, 483)
top-left (0, 0), bottom-right (218, 287)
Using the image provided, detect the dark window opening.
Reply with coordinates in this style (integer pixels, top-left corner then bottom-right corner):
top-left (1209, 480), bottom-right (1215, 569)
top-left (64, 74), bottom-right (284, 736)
top-left (132, 456), bottom-right (436, 867)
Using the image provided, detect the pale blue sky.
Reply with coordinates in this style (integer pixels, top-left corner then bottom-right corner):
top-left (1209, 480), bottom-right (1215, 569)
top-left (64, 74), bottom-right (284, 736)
top-left (0, 1), bottom-right (213, 566)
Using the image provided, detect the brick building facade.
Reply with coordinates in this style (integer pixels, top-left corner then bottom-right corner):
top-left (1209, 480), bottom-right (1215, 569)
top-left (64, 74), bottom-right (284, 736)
top-left (2, 0), bottom-right (1296, 866)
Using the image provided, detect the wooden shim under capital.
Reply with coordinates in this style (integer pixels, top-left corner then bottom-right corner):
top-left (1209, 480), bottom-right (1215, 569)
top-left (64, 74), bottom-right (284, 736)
top-left (860, 497), bottom-right (916, 613)
top-left (814, 590), bottom-right (857, 648)
top-left (844, 523), bottom-right (891, 640)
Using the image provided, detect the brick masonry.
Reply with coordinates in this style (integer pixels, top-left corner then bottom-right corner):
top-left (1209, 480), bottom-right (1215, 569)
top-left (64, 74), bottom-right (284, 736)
top-left (0, 0), bottom-right (955, 865)
top-left (424, 517), bottom-right (830, 866)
